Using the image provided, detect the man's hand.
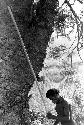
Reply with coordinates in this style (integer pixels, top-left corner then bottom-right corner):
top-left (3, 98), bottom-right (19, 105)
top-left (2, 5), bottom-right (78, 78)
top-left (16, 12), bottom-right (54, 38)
top-left (46, 112), bottom-right (59, 120)
top-left (46, 112), bottom-right (52, 119)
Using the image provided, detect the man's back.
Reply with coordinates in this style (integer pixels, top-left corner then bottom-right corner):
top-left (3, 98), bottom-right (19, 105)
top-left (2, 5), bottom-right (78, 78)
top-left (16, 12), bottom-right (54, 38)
top-left (55, 97), bottom-right (75, 125)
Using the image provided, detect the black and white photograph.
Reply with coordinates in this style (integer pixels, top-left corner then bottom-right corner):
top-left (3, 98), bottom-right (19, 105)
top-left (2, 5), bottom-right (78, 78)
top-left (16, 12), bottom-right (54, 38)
top-left (0, 0), bottom-right (83, 125)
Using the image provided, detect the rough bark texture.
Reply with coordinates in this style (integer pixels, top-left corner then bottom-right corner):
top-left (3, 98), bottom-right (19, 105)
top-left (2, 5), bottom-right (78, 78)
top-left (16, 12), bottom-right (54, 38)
top-left (0, 1), bottom-right (34, 125)
top-left (0, 0), bottom-right (58, 124)
top-left (8, 0), bottom-right (58, 76)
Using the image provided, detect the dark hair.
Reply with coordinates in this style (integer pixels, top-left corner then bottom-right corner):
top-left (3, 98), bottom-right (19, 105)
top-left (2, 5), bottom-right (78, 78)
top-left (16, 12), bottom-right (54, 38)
top-left (46, 89), bottom-right (59, 99)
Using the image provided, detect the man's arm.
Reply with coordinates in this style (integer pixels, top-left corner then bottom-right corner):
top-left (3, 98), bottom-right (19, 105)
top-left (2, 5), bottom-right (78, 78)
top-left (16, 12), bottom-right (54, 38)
top-left (46, 112), bottom-right (70, 124)
top-left (58, 100), bottom-right (70, 122)
top-left (46, 100), bottom-right (70, 121)
top-left (57, 116), bottom-right (69, 122)
top-left (46, 112), bottom-right (59, 124)
top-left (46, 112), bottom-right (57, 119)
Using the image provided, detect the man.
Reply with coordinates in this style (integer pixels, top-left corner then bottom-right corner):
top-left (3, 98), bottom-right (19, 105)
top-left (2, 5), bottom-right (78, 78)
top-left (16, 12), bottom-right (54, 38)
top-left (46, 89), bottom-right (75, 125)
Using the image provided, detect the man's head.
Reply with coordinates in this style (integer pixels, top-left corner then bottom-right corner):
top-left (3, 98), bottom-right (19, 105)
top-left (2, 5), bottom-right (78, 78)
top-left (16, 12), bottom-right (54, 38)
top-left (46, 89), bottom-right (60, 104)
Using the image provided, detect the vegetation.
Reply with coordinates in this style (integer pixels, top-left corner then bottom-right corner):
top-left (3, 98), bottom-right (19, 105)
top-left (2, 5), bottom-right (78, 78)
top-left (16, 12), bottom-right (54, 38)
top-left (0, 0), bottom-right (83, 125)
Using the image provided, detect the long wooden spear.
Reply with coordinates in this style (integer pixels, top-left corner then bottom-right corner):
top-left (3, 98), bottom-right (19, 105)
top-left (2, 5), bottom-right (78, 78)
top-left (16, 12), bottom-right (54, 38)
top-left (7, 6), bottom-right (47, 115)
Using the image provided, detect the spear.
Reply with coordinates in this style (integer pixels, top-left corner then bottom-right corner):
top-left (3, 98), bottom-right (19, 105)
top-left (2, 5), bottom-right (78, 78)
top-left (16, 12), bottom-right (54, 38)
top-left (7, 6), bottom-right (47, 115)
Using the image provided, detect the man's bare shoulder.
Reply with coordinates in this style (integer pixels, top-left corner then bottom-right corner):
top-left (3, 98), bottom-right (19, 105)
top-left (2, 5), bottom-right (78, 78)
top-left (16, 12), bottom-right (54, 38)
top-left (60, 97), bottom-right (69, 106)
